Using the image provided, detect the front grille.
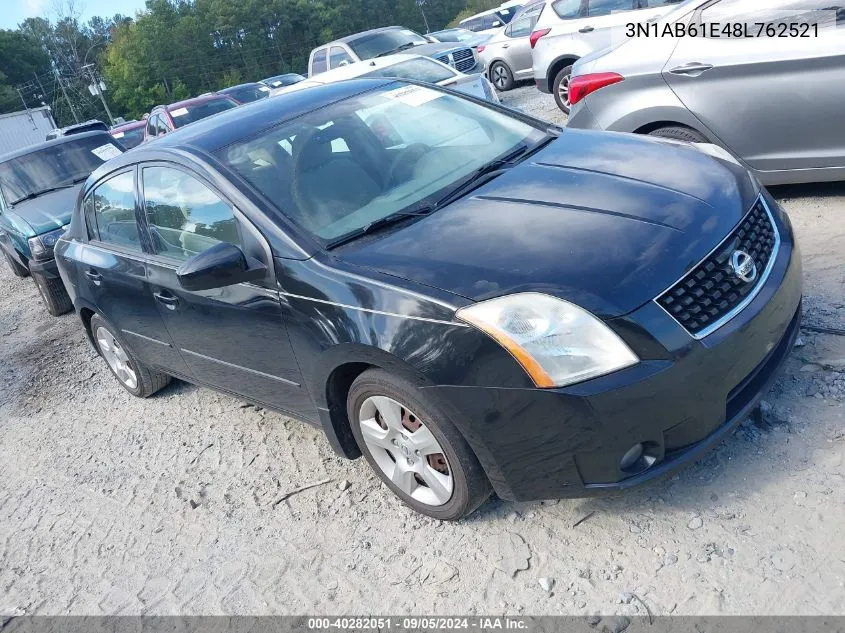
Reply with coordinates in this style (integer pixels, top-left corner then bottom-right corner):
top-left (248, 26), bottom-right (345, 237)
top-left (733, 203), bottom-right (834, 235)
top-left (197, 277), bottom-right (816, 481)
top-left (656, 197), bottom-right (779, 338)
top-left (437, 48), bottom-right (476, 73)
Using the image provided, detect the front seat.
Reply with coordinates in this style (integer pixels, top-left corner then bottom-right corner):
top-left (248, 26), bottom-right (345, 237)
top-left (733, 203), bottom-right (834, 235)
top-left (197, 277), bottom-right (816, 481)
top-left (291, 126), bottom-right (382, 235)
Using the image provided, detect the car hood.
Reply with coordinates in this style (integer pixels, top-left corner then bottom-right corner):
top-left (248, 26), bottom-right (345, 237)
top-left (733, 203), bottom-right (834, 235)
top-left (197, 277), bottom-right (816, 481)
top-left (337, 130), bottom-right (760, 319)
top-left (409, 42), bottom-right (473, 57)
top-left (8, 185), bottom-right (80, 235)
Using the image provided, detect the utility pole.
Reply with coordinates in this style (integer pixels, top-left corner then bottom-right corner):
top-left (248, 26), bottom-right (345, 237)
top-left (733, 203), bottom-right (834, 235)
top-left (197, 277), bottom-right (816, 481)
top-left (54, 68), bottom-right (80, 124)
top-left (33, 73), bottom-right (48, 105)
top-left (15, 88), bottom-right (36, 128)
top-left (82, 63), bottom-right (115, 125)
top-left (417, 0), bottom-right (431, 33)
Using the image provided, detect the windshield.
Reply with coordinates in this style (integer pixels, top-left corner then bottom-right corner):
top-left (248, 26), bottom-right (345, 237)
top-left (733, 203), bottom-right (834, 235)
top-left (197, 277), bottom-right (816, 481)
top-left (0, 136), bottom-right (122, 205)
top-left (348, 29), bottom-right (429, 59)
top-left (170, 98), bottom-right (238, 129)
top-left (218, 83), bottom-right (547, 243)
top-left (224, 85), bottom-right (270, 103)
top-left (438, 29), bottom-right (479, 42)
top-left (363, 58), bottom-right (456, 83)
top-left (111, 126), bottom-right (145, 150)
top-left (264, 74), bottom-right (305, 88)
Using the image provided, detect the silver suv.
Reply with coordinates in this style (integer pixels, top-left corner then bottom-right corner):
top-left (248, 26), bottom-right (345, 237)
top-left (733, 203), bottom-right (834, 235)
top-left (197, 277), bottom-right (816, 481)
top-left (531, 0), bottom-right (680, 113)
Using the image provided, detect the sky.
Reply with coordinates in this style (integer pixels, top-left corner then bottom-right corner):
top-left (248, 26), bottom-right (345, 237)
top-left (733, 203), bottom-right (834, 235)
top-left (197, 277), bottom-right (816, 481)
top-left (0, 0), bottom-right (147, 29)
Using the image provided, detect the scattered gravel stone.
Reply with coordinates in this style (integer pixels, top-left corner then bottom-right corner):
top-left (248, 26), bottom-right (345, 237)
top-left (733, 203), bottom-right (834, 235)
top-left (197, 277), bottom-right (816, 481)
top-left (338, 480), bottom-right (351, 491)
top-left (619, 591), bottom-right (635, 604)
top-left (663, 554), bottom-right (679, 566)
top-left (538, 577), bottom-right (554, 592)
top-left (772, 550), bottom-right (797, 572)
top-left (688, 517), bottom-right (703, 530)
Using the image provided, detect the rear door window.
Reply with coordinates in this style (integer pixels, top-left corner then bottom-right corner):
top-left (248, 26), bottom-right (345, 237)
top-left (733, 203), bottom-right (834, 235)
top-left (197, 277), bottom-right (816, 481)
top-left (91, 171), bottom-right (141, 251)
top-left (586, 0), bottom-right (634, 17)
top-left (312, 48), bottom-right (328, 74)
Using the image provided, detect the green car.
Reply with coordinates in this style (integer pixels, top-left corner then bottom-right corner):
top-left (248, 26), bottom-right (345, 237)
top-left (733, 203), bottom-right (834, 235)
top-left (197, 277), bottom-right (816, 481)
top-left (0, 132), bottom-right (123, 315)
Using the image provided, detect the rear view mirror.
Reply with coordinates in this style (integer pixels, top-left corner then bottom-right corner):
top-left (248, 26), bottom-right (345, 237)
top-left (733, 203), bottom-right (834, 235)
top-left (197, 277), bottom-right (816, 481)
top-left (177, 242), bottom-right (266, 291)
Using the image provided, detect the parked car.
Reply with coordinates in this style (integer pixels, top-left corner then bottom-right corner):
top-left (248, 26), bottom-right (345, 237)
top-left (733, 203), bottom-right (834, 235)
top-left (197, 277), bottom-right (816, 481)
top-left (531, 0), bottom-right (679, 113)
top-left (260, 73), bottom-right (306, 89)
top-left (218, 82), bottom-right (272, 104)
top-left (308, 26), bottom-right (483, 77)
top-left (478, 0), bottom-right (545, 91)
top-left (426, 28), bottom-right (492, 48)
top-left (45, 119), bottom-right (109, 141)
top-left (460, 1), bottom-right (526, 34)
top-left (568, 0), bottom-right (845, 185)
top-left (110, 120), bottom-right (147, 150)
top-left (0, 131), bottom-right (123, 315)
top-left (56, 78), bottom-right (800, 520)
top-left (144, 95), bottom-right (239, 141)
top-left (272, 54), bottom-right (499, 103)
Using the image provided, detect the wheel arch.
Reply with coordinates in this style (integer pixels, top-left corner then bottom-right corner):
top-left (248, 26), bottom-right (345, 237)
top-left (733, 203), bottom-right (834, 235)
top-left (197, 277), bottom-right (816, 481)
top-left (546, 55), bottom-right (580, 87)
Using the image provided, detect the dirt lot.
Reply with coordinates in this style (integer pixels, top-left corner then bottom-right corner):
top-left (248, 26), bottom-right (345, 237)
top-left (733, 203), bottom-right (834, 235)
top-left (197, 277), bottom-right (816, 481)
top-left (1, 89), bottom-right (844, 617)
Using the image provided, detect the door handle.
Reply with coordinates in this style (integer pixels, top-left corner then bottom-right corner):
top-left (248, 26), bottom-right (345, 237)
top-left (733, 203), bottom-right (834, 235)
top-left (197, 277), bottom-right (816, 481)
top-left (502, 43), bottom-right (510, 48)
top-left (153, 291), bottom-right (180, 310)
top-left (579, 26), bottom-right (594, 33)
top-left (84, 269), bottom-right (103, 285)
top-left (668, 62), bottom-right (714, 77)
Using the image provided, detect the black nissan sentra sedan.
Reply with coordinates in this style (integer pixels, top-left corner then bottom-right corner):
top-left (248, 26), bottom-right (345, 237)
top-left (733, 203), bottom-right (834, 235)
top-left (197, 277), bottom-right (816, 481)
top-left (55, 79), bottom-right (802, 520)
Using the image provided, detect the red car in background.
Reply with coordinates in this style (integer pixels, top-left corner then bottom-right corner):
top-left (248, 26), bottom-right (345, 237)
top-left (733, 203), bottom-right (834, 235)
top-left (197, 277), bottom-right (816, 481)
top-left (143, 94), bottom-right (239, 141)
top-left (110, 120), bottom-right (147, 150)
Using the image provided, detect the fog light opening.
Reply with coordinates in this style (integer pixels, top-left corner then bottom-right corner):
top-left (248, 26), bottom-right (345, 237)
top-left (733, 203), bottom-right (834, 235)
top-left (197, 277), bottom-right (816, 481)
top-left (619, 442), bottom-right (660, 475)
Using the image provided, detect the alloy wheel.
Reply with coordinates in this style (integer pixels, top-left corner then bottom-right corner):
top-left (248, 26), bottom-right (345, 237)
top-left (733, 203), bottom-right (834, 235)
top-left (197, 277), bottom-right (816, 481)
top-left (557, 73), bottom-right (571, 108)
top-left (358, 395), bottom-right (454, 507)
top-left (95, 326), bottom-right (138, 389)
top-left (492, 65), bottom-right (509, 90)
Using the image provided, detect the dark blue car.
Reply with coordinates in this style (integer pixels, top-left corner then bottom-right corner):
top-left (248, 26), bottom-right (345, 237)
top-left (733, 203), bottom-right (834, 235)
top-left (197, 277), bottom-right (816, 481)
top-left (55, 80), bottom-right (801, 520)
top-left (0, 132), bottom-right (123, 315)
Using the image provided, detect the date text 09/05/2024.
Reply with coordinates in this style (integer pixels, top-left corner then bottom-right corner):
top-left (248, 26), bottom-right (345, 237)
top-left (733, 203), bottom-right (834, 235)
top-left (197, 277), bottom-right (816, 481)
top-left (307, 617), bottom-right (528, 630)
top-left (626, 21), bottom-right (820, 38)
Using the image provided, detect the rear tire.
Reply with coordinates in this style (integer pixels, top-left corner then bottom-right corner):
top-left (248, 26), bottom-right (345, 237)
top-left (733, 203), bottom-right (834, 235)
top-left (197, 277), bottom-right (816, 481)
top-left (3, 249), bottom-right (29, 278)
top-left (648, 126), bottom-right (708, 143)
top-left (347, 368), bottom-right (490, 521)
top-left (90, 314), bottom-right (171, 398)
top-left (490, 61), bottom-right (514, 91)
top-left (31, 271), bottom-right (72, 316)
top-left (553, 65), bottom-right (573, 114)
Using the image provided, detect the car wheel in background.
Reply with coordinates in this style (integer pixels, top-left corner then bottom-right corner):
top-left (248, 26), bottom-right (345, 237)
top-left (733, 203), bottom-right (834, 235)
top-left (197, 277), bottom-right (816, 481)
top-left (553, 65), bottom-right (573, 114)
top-left (31, 271), bottom-right (72, 316)
top-left (490, 62), bottom-right (514, 91)
top-left (3, 249), bottom-right (30, 278)
top-left (90, 313), bottom-right (171, 398)
top-left (648, 126), bottom-right (709, 143)
top-left (347, 368), bottom-right (491, 521)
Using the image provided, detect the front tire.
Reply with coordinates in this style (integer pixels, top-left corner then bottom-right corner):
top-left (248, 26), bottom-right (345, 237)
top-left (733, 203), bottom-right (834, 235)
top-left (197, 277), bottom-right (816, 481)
top-left (490, 61), bottom-right (514, 91)
top-left (90, 314), bottom-right (171, 398)
top-left (553, 64), bottom-right (573, 114)
top-left (348, 369), bottom-right (490, 520)
top-left (648, 125), bottom-right (709, 143)
top-left (31, 271), bottom-right (72, 316)
top-left (4, 249), bottom-right (30, 278)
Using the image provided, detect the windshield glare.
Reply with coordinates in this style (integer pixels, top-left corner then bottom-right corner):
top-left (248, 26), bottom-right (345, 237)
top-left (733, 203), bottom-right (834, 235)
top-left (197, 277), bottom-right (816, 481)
top-left (219, 83), bottom-right (546, 242)
top-left (348, 30), bottom-right (429, 59)
top-left (171, 99), bottom-right (237, 128)
top-left (0, 136), bottom-right (122, 204)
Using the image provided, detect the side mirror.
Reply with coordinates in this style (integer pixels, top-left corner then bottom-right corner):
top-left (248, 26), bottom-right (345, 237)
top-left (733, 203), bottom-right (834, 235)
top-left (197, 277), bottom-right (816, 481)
top-left (177, 242), bottom-right (266, 291)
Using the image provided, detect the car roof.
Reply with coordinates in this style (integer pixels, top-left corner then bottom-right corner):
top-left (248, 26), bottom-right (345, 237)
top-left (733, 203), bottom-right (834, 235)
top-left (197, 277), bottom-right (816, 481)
top-left (331, 25), bottom-right (408, 45)
top-left (111, 120), bottom-right (146, 132)
top-left (86, 78), bottom-right (398, 180)
top-left (153, 94), bottom-right (237, 112)
top-left (0, 130), bottom-right (116, 163)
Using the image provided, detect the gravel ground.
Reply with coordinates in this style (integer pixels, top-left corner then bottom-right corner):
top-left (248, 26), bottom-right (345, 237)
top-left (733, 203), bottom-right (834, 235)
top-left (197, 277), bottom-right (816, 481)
top-left (1, 94), bottom-right (844, 616)
top-left (500, 82), bottom-right (569, 127)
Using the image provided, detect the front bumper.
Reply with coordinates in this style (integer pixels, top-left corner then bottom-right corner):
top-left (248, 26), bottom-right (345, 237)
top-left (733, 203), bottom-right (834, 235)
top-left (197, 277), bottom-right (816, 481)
top-left (28, 255), bottom-right (60, 279)
top-left (425, 203), bottom-right (802, 501)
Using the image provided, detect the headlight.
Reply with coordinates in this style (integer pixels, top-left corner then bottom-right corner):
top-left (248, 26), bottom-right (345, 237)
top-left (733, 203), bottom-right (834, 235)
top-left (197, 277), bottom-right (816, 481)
top-left (456, 293), bottom-right (638, 388)
top-left (27, 226), bottom-right (66, 261)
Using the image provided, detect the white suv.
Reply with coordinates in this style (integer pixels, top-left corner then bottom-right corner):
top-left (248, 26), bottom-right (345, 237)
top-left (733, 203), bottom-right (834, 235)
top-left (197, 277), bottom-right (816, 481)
top-left (531, 0), bottom-right (680, 113)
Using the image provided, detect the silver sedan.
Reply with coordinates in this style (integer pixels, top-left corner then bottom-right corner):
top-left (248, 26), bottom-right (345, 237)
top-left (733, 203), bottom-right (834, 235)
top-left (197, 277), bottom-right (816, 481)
top-left (567, 0), bottom-right (845, 185)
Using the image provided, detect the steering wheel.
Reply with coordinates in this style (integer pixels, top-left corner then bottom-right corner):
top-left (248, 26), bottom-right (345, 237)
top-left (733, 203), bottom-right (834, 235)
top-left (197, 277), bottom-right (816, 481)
top-left (385, 143), bottom-right (432, 187)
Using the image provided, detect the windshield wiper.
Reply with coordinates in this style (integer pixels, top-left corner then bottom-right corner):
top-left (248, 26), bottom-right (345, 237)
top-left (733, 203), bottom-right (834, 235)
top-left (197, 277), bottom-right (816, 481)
top-left (10, 179), bottom-right (84, 205)
top-left (326, 207), bottom-right (436, 249)
top-left (375, 42), bottom-right (417, 58)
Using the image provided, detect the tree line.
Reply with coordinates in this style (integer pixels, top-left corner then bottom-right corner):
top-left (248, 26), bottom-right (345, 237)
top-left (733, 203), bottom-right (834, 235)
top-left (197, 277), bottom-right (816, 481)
top-left (0, 0), bottom-right (505, 126)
